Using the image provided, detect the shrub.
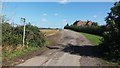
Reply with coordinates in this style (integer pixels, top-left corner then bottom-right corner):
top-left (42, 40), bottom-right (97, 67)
top-left (64, 25), bottom-right (105, 36)
top-left (2, 22), bottom-right (46, 47)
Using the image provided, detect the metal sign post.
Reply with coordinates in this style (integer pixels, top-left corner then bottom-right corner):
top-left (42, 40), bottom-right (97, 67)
top-left (21, 18), bottom-right (26, 47)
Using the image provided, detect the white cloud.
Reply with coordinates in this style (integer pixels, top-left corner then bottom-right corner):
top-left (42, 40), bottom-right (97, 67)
top-left (54, 13), bottom-right (59, 16)
top-left (59, 0), bottom-right (69, 4)
top-left (43, 13), bottom-right (47, 16)
top-left (93, 15), bottom-right (97, 18)
top-left (41, 18), bottom-right (47, 23)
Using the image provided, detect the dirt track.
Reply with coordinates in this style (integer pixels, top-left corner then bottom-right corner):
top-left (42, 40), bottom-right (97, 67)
top-left (17, 29), bottom-right (117, 66)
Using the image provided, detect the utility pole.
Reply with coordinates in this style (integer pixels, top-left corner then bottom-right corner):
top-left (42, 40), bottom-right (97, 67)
top-left (21, 17), bottom-right (26, 47)
top-left (0, 0), bottom-right (3, 23)
top-left (0, 0), bottom-right (2, 67)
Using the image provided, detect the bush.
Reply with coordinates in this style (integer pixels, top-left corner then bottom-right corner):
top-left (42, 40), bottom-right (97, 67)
top-left (2, 23), bottom-right (46, 47)
top-left (64, 25), bottom-right (105, 36)
top-left (2, 22), bottom-right (47, 61)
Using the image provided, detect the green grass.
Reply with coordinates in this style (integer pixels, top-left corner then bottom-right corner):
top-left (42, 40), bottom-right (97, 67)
top-left (3, 40), bottom-right (49, 62)
top-left (80, 32), bottom-right (103, 46)
top-left (3, 46), bottom-right (40, 61)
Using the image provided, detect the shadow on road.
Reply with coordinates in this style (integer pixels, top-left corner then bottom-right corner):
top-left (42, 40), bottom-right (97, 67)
top-left (62, 44), bottom-right (101, 58)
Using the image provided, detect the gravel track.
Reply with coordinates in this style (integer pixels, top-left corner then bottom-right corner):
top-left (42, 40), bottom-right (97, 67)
top-left (17, 29), bottom-right (117, 66)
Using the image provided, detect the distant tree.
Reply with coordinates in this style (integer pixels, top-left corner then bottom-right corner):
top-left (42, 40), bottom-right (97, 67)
top-left (66, 23), bottom-right (69, 26)
top-left (64, 23), bottom-right (69, 29)
top-left (92, 22), bottom-right (98, 26)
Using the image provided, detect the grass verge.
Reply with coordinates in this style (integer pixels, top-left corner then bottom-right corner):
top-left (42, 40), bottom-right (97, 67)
top-left (80, 32), bottom-right (103, 46)
top-left (2, 41), bottom-right (49, 66)
top-left (80, 32), bottom-right (119, 65)
top-left (3, 46), bottom-right (39, 61)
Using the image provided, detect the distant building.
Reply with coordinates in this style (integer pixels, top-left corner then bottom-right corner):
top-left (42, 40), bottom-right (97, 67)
top-left (73, 20), bottom-right (93, 26)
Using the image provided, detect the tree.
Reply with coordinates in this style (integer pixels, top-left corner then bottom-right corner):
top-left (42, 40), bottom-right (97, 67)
top-left (64, 23), bottom-right (69, 29)
top-left (102, 1), bottom-right (120, 63)
top-left (66, 23), bottom-right (69, 26)
top-left (92, 22), bottom-right (98, 26)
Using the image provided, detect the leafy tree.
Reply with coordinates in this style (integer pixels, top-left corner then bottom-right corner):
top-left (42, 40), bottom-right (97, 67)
top-left (66, 23), bottom-right (69, 26)
top-left (64, 23), bottom-right (69, 29)
top-left (64, 22), bottom-right (104, 36)
top-left (102, 1), bottom-right (120, 63)
top-left (92, 22), bottom-right (98, 26)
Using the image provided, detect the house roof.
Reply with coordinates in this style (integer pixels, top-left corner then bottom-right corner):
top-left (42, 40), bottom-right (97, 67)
top-left (73, 20), bottom-right (93, 26)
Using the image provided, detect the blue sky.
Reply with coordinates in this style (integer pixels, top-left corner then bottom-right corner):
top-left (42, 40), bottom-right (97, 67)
top-left (3, 2), bottom-right (114, 28)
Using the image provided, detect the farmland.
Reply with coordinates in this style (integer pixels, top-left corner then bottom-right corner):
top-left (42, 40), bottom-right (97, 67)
top-left (40, 29), bottom-right (60, 37)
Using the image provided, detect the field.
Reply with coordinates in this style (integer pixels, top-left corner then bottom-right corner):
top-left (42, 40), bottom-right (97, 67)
top-left (40, 29), bottom-right (60, 37)
top-left (80, 32), bottom-right (103, 46)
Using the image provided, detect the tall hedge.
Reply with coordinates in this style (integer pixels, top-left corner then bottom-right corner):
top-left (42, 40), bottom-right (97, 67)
top-left (64, 25), bottom-right (105, 36)
top-left (2, 22), bottom-right (46, 47)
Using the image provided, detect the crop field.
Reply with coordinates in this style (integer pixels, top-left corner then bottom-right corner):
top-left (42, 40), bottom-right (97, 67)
top-left (40, 29), bottom-right (60, 37)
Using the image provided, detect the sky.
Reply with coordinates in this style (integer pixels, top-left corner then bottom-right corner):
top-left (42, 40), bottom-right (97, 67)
top-left (3, 2), bottom-right (114, 28)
